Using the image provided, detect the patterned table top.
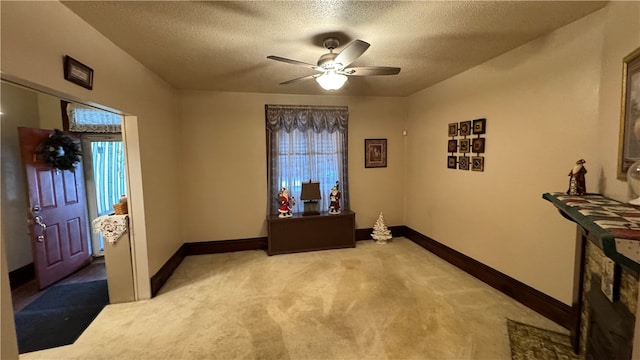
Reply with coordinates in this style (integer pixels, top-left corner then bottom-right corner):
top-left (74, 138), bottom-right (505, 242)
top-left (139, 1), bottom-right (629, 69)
top-left (543, 192), bottom-right (640, 273)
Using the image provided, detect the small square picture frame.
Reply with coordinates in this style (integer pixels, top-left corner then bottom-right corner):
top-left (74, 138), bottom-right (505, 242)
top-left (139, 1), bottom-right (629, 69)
top-left (459, 138), bottom-right (470, 153)
top-left (63, 55), bottom-right (93, 90)
top-left (365, 138), bottom-right (387, 168)
top-left (448, 123), bottom-right (458, 137)
top-left (447, 139), bottom-right (458, 153)
top-left (472, 138), bottom-right (485, 153)
top-left (459, 121), bottom-right (472, 136)
top-left (472, 118), bottom-right (486, 135)
top-left (447, 156), bottom-right (457, 169)
top-left (458, 156), bottom-right (470, 170)
top-left (471, 156), bottom-right (485, 172)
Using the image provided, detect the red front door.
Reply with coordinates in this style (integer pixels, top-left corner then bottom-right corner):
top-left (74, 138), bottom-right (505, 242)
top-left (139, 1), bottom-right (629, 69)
top-left (18, 127), bottom-right (91, 289)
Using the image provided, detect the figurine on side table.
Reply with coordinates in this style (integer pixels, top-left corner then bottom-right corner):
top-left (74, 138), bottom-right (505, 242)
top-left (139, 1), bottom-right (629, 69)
top-left (278, 187), bottom-right (295, 218)
top-left (329, 181), bottom-right (342, 214)
top-left (567, 159), bottom-right (587, 196)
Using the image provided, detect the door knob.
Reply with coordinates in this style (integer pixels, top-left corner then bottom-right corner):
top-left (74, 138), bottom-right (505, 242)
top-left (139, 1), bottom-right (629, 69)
top-left (34, 216), bottom-right (47, 230)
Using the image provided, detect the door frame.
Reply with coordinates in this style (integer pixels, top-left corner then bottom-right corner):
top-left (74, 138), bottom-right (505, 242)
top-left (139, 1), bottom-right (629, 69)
top-left (1, 75), bottom-right (150, 300)
top-left (121, 115), bottom-right (149, 300)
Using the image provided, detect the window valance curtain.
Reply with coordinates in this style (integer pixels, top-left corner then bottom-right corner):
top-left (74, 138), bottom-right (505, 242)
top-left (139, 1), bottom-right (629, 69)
top-left (66, 102), bottom-right (122, 133)
top-left (265, 105), bottom-right (348, 134)
top-left (266, 104), bottom-right (349, 215)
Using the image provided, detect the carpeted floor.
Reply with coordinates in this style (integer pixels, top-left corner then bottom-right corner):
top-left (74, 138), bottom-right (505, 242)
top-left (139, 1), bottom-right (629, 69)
top-left (15, 280), bottom-right (109, 354)
top-left (507, 319), bottom-right (581, 360)
top-left (21, 238), bottom-right (567, 359)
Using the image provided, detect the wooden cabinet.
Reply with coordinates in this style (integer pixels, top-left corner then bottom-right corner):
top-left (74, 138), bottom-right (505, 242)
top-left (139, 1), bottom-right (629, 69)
top-left (267, 211), bottom-right (355, 255)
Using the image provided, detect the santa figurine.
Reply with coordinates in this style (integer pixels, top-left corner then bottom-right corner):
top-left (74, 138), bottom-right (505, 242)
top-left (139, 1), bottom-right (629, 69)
top-left (277, 187), bottom-right (295, 218)
top-left (329, 181), bottom-right (342, 215)
top-left (567, 159), bottom-right (587, 195)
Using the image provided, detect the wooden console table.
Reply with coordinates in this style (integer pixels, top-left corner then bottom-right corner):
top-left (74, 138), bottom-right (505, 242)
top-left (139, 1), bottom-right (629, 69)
top-left (267, 210), bottom-right (355, 255)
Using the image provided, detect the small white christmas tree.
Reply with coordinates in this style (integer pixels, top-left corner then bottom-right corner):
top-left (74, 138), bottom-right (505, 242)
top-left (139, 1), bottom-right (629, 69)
top-left (371, 212), bottom-right (392, 244)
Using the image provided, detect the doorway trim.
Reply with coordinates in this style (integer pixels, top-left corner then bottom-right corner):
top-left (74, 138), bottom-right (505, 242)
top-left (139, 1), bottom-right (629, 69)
top-left (121, 115), bottom-right (150, 299)
top-left (1, 75), bottom-right (150, 300)
top-left (80, 133), bottom-right (124, 258)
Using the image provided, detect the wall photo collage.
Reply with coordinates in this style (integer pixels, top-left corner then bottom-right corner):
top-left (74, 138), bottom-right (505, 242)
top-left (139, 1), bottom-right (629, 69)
top-left (447, 118), bottom-right (486, 172)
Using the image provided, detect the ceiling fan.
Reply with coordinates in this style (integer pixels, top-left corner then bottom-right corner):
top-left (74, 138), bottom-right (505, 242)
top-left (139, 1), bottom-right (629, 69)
top-left (267, 37), bottom-right (401, 90)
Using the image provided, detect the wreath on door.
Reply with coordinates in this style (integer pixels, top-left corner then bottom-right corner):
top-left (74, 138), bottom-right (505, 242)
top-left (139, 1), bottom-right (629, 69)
top-left (35, 129), bottom-right (82, 171)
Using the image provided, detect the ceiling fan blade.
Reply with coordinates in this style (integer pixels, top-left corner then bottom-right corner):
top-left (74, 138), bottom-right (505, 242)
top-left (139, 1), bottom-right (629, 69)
top-left (267, 56), bottom-right (323, 71)
top-left (334, 40), bottom-right (370, 68)
top-left (340, 66), bottom-right (401, 76)
top-left (279, 74), bottom-right (320, 85)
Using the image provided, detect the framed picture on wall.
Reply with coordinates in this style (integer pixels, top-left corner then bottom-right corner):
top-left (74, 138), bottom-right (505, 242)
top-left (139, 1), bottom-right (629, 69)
top-left (448, 139), bottom-right (458, 153)
top-left (447, 156), bottom-right (457, 169)
top-left (63, 55), bottom-right (93, 90)
top-left (618, 47), bottom-right (640, 179)
top-left (365, 139), bottom-right (387, 168)
top-left (459, 139), bottom-right (470, 153)
top-left (458, 156), bottom-right (470, 170)
top-left (472, 156), bottom-right (485, 172)
top-left (448, 123), bottom-right (458, 137)
top-left (459, 121), bottom-right (472, 136)
top-left (472, 138), bottom-right (485, 153)
top-left (472, 118), bottom-right (486, 134)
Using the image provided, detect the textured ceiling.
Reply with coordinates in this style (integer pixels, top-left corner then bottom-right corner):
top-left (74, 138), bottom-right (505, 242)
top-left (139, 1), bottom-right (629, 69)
top-left (62, 1), bottom-right (607, 97)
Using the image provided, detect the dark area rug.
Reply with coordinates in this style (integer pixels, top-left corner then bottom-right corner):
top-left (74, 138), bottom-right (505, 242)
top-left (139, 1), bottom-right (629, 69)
top-left (507, 319), bottom-right (582, 360)
top-left (14, 279), bottom-right (109, 354)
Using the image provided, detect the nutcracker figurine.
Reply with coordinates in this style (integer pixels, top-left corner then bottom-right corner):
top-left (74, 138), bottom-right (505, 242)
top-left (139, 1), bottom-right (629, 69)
top-left (329, 181), bottom-right (342, 214)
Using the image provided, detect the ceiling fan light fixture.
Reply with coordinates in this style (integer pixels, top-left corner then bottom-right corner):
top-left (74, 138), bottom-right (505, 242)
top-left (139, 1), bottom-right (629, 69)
top-left (268, 37), bottom-right (399, 89)
top-left (315, 71), bottom-right (347, 90)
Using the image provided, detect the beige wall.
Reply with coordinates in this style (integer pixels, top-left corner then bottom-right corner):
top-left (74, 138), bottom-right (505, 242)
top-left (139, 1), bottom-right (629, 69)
top-left (37, 92), bottom-right (63, 130)
top-left (177, 91), bottom-right (406, 242)
top-left (405, 4), bottom-right (639, 304)
top-left (597, 2), bottom-right (640, 201)
top-left (1, 84), bottom-right (69, 273)
top-left (1, 1), bottom-right (181, 294)
top-left (1, 84), bottom-right (40, 271)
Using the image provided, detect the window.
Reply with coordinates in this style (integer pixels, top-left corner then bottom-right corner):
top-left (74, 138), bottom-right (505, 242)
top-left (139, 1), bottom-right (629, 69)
top-left (266, 105), bottom-right (349, 215)
top-left (64, 101), bottom-right (121, 133)
top-left (84, 138), bottom-right (127, 217)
